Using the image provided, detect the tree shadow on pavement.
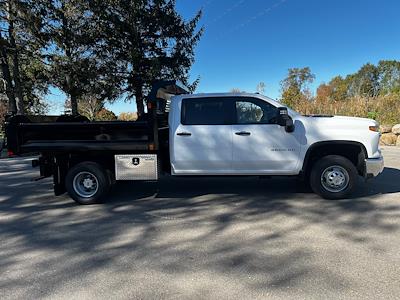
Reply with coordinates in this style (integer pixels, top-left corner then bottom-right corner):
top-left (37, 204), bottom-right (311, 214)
top-left (0, 158), bottom-right (399, 298)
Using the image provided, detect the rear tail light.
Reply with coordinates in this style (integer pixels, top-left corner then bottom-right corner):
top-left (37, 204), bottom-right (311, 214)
top-left (7, 150), bottom-right (15, 157)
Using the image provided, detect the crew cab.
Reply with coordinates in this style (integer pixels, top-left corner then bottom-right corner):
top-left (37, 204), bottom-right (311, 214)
top-left (4, 81), bottom-right (384, 204)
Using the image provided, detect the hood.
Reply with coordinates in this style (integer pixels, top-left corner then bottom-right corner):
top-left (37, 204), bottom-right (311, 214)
top-left (332, 115), bottom-right (378, 126)
top-left (300, 115), bottom-right (378, 130)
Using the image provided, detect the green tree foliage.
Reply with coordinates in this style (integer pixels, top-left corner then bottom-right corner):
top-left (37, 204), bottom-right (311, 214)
top-left (0, 98), bottom-right (6, 126)
top-left (351, 63), bottom-right (380, 97)
top-left (0, 0), bottom-right (24, 114)
top-left (1, 0), bottom-right (203, 117)
top-left (377, 60), bottom-right (400, 95)
top-left (34, 0), bottom-right (120, 117)
top-left (315, 60), bottom-right (400, 103)
top-left (280, 67), bottom-right (315, 107)
top-left (0, 0), bottom-right (48, 115)
top-left (38, 0), bottom-right (100, 116)
top-left (89, 0), bottom-right (203, 116)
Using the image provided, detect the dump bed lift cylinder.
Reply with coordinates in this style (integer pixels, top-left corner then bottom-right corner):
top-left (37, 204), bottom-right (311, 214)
top-left (146, 80), bottom-right (189, 151)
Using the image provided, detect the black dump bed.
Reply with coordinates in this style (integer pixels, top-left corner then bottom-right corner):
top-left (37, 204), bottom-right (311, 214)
top-left (4, 81), bottom-right (188, 155)
top-left (5, 117), bottom-right (152, 154)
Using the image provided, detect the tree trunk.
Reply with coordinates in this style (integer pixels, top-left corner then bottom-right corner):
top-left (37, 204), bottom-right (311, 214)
top-left (8, 0), bottom-right (24, 115)
top-left (60, 5), bottom-right (78, 116)
top-left (0, 41), bottom-right (16, 114)
top-left (9, 33), bottom-right (24, 115)
top-left (65, 72), bottom-right (78, 116)
top-left (135, 83), bottom-right (145, 116)
top-left (0, 17), bottom-right (16, 114)
top-left (70, 93), bottom-right (78, 116)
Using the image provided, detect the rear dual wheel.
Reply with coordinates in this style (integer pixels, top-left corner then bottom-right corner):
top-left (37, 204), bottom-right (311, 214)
top-left (65, 162), bottom-right (112, 205)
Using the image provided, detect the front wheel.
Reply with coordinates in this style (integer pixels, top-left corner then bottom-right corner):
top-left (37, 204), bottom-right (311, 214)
top-left (65, 162), bottom-right (111, 205)
top-left (310, 155), bottom-right (358, 200)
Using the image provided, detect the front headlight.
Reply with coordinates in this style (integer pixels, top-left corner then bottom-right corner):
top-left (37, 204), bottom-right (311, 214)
top-left (369, 125), bottom-right (379, 132)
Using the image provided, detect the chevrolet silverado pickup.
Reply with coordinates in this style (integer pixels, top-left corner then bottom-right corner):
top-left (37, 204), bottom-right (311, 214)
top-left (4, 81), bottom-right (384, 204)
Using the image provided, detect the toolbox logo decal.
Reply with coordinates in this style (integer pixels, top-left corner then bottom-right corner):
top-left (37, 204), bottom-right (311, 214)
top-left (132, 158), bottom-right (140, 166)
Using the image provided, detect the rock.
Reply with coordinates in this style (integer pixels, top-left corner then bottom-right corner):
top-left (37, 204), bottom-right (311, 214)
top-left (380, 125), bottom-right (392, 134)
top-left (380, 133), bottom-right (398, 146)
top-left (392, 124), bottom-right (400, 135)
top-left (397, 136), bottom-right (400, 147)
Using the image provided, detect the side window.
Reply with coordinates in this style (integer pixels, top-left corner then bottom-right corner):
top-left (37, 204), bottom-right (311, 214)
top-left (181, 98), bottom-right (227, 125)
top-left (235, 98), bottom-right (278, 124)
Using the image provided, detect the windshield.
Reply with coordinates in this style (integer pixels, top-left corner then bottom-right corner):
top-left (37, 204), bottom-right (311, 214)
top-left (258, 95), bottom-right (300, 117)
top-left (286, 107), bottom-right (300, 117)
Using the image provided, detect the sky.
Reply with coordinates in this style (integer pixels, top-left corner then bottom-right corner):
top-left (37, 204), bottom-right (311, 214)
top-left (48, 0), bottom-right (400, 115)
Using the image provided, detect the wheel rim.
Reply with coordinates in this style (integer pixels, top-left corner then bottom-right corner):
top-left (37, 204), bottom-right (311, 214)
top-left (72, 171), bottom-right (99, 198)
top-left (320, 165), bottom-right (349, 193)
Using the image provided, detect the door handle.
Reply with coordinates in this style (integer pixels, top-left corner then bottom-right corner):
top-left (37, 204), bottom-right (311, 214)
top-left (235, 131), bottom-right (251, 136)
top-left (177, 132), bottom-right (192, 136)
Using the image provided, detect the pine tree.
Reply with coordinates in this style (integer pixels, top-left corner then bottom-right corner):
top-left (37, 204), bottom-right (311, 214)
top-left (37, 0), bottom-right (94, 115)
top-left (89, 0), bottom-right (203, 116)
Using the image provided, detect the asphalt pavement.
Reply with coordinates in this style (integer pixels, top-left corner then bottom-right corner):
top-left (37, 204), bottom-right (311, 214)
top-left (0, 147), bottom-right (399, 299)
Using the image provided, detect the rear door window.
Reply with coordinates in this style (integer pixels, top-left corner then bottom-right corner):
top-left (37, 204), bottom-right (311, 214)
top-left (181, 98), bottom-right (229, 125)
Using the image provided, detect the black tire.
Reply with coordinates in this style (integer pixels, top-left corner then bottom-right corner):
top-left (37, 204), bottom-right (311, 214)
top-left (310, 155), bottom-right (358, 200)
top-left (106, 169), bottom-right (116, 191)
top-left (65, 162), bottom-right (111, 205)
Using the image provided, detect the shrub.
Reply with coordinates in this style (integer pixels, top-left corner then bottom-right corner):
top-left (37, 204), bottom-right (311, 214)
top-left (95, 108), bottom-right (117, 121)
top-left (367, 111), bottom-right (378, 120)
top-left (118, 112), bottom-right (138, 121)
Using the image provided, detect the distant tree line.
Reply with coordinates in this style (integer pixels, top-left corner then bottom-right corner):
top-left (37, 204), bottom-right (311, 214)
top-left (281, 60), bottom-right (400, 105)
top-left (281, 61), bottom-right (400, 124)
top-left (0, 0), bottom-right (203, 121)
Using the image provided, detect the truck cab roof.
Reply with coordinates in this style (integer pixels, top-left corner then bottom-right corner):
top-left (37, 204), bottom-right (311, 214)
top-left (174, 92), bottom-right (300, 117)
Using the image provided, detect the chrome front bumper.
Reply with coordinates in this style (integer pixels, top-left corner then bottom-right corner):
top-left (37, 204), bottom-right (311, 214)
top-left (365, 156), bottom-right (384, 178)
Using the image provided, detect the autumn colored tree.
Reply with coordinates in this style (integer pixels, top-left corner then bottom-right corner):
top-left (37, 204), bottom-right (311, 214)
top-left (118, 112), bottom-right (138, 121)
top-left (95, 108), bottom-right (117, 121)
top-left (316, 61), bottom-right (400, 104)
top-left (316, 76), bottom-right (349, 102)
top-left (280, 67), bottom-right (315, 107)
top-left (316, 83), bottom-right (332, 103)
